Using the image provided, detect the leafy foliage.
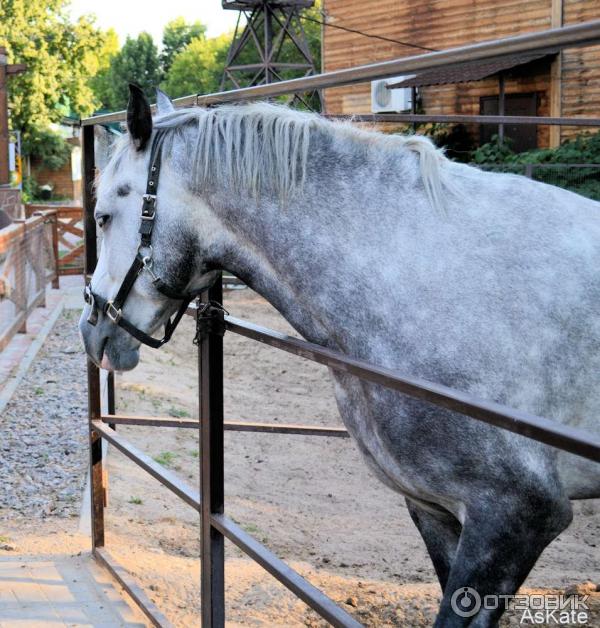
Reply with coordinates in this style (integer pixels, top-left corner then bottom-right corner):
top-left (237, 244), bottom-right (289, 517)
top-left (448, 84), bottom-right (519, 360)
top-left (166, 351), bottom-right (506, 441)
top-left (92, 33), bottom-right (161, 110)
top-left (472, 131), bottom-right (600, 165)
top-left (22, 128), bottom-right (71, 170)
top-left (472, 132), bottom-right (600, 201)
top-left (161, 17), bottom-right (206, 76)
top-left (471, 135), bottom-right (516, 164)
top-left (0, 1), bottom-right (106, 144)
top-left (162, 34), bottom-right (230, 99)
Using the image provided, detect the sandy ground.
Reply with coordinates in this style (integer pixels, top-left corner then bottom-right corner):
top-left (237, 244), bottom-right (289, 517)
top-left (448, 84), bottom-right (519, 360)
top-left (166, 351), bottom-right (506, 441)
top-left (1, 288), bottom-right (599, 626)
top-left (101, 289), bottom-right (600, 626)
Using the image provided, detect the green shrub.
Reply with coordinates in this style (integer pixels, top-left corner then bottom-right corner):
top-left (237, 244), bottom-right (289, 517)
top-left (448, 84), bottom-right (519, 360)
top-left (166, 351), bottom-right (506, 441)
top-left (22, 128), bottom-right (71, 171)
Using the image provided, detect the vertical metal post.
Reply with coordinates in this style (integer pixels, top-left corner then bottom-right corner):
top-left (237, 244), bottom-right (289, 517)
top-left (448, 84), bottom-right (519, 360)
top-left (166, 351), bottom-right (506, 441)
top-left (82, 123), bottom-right (105, 549)
top-left (106, 371), bottom-right (116, 430)
top-left (199, 274), bottom-right (225, 627)
top-left (264, 5), bottom-right (274, 84)
top-left (498, 72), bottom-right (505, 144)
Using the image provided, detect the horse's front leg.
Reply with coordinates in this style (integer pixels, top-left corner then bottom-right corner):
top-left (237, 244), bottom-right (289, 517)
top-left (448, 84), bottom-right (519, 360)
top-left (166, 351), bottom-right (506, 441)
top-left (434, 487), bottom-right (573, 628)
top-left (406, 499), bottom-right (462, 593)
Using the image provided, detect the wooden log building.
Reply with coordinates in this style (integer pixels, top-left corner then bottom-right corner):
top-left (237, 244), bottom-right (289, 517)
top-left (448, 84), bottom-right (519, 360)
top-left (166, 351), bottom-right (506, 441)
top-left (321, 0), bottom-right (600, 149)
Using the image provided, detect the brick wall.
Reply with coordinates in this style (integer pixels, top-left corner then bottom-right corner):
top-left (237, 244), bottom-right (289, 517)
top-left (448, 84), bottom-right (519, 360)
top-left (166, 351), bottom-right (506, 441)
top-left (0, 186), bottom-right (22, 219)
top-left (31, 157), bottom-right (76, 200)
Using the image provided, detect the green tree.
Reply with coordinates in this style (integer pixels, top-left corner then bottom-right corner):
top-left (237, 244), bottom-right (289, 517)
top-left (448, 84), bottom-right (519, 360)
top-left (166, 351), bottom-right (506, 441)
top-left (162, 34), bottom-right (231, 99)
top-left (88, 28), bottom-right (119, 108)
top-left (0, 1), bottom-right (105, 142)
top-left (161, 17), bottom-right (206, 76)
top-left (94, 33), bottom-right (161, 110)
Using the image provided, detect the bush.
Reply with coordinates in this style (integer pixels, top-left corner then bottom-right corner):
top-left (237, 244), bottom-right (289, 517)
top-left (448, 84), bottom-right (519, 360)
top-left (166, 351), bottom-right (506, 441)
top-left (22, 129), bottom-right (71, 171)
top-left (471, 132), bottom-right (600, 201)
top-left (21, 176), bottom-right (40, 203)
top-left (471, 130), bottom-right (600, 165)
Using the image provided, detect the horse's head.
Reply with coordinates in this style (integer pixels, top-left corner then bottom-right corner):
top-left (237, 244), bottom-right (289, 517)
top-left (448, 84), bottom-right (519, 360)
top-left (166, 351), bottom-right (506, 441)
top-left (79, 85), bottom-right (215, 371)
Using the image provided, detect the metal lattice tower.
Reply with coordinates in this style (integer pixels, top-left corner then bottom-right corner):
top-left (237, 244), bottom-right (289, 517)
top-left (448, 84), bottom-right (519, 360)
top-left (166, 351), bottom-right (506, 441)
top-left (221, 0), bottom-right (321, 108)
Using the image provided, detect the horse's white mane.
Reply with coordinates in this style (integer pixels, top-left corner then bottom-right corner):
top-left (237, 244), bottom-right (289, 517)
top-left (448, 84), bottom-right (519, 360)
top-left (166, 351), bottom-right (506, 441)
top-left (105, 102), bottom-right (450, 211)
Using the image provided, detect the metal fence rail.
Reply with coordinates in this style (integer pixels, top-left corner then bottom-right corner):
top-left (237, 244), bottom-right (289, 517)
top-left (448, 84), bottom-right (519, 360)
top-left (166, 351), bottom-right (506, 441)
top-left (0, 212), bottom-right (58, 351)
top-left (81, 20), bottom-right (600, 628)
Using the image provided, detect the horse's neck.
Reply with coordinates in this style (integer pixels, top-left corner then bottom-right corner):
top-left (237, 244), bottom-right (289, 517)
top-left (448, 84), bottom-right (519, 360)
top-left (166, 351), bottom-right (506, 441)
top-left (186, 128), bottom-right (425, 349)
top-left (207, 188), bottom-right (352, 346)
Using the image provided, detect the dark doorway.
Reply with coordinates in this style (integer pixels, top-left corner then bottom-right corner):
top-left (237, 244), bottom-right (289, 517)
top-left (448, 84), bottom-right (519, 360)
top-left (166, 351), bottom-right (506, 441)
top-left (480, 92), bottom-right (538, 152)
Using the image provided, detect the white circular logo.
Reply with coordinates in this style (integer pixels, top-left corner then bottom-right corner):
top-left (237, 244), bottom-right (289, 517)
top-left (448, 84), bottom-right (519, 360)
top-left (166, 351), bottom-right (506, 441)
top-left (451, 587), bottom-right (481, 618)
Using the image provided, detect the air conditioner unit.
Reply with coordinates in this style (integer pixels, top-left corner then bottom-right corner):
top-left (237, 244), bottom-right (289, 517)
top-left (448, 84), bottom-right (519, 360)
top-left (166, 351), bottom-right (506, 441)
top-left (371, 76), bottom-right (414, 113)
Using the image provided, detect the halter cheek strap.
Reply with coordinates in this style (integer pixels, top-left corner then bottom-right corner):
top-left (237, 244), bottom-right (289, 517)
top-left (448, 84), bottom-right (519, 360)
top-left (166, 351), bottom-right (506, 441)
top-left (84, 129), bottom-right (218, 349)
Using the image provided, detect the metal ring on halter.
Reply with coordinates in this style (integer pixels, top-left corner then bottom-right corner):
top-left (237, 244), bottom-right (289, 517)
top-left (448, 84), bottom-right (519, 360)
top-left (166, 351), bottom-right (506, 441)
top-left (138, 243), bottom-right (153, 257)
top-left (142, 255), bottom-right (159, 282)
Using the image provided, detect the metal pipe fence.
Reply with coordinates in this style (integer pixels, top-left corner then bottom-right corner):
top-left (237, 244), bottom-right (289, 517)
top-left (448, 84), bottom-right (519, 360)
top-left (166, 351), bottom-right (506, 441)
top-left (81, 20), bottom-right (600, 628)
top-left (0, 211), bottom-right (58, 351)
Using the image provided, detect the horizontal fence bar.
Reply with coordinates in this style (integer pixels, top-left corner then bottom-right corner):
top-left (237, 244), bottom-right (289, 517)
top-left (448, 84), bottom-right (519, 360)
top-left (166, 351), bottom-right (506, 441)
top-left (91, 420), bottom-right (200, 509)
top-left (328, 114), bottom-right (600, 127)
top-left (94, 547), bottom-right (173, 628)
top-left (225, 316), bottom-right (600, 463)
top-left (211, 513), bottom-right (362, 628)
top-left (223, 421), bottom-right (348, 437)
top-left (101, 414), bottom-right (198, 429)
top-left (82, 20), bottom-right (600, 125)
top-left (100, 415), bottom-right (349, 437)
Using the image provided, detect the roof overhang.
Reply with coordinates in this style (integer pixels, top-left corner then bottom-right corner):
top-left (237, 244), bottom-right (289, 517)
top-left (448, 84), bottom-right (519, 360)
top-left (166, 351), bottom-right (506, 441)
top-left (387, 50), bottom-right (558, 89)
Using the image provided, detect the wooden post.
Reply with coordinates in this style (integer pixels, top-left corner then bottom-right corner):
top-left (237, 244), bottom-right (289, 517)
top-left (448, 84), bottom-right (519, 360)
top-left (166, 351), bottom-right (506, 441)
top-left (549, 0), bottom-right (564, 148)
top-left (15, 226), bottom-right (27, 333)
top-left (0, 47), bottom-right (26, 185)
top-left (51, 211), bottom-right (59, 289)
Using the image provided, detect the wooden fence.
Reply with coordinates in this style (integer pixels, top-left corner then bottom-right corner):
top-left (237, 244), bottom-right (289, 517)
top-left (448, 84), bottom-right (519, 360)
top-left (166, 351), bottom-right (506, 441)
top-left (0, 211), bottom-right (59, 351)
top-left (25, 204), bottom-right (85, 276)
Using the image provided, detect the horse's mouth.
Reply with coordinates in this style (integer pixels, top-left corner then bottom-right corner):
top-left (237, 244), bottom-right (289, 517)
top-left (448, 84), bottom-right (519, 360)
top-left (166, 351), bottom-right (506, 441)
top-left (79, 311), bottom-right (141, 372)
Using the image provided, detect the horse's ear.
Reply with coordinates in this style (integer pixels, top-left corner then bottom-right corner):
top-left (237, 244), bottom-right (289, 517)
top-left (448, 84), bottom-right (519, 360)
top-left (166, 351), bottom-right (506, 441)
top-left (155, 88), bottom-right (175, 116)
top-left (127, 83), bottom-right (152, 152)
top-left (94, 125), bottom-right (117, 171)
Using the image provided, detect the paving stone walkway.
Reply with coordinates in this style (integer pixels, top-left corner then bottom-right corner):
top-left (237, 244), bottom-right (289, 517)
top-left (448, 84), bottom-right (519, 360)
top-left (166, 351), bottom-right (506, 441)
top-left (1, 275), bottom-right (150, 626)
top-left (0, 554), bottom-right (147, 627)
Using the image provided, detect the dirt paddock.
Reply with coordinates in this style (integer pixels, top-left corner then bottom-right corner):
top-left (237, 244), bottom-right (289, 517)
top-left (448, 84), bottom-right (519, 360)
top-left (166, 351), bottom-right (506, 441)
top-left (2, 288), bottom-right (599, 626)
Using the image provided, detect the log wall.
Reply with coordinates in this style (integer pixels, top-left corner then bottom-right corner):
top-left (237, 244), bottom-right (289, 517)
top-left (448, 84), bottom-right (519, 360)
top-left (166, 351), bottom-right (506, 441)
top-left (322, 0), bottom-right (600, 147)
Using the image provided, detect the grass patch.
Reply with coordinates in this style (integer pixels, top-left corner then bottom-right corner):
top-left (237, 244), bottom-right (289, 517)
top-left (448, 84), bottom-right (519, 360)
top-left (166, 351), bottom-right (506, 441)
top-left (34, 387), bottom-right (44, 396)
top-left (128, 497), bottom-right (143, 505)
top-left (189, 450), bottom-right (199, 458)
top-left (242, 522), bottom-right (269, 544)
top-left (153, 451), bottom-right (176, 467)
top-left (168, 407), bottom-right (190, 418)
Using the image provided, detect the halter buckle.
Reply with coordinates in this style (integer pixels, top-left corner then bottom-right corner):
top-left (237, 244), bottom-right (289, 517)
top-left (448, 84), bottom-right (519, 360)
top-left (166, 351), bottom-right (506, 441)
top-left (142, 193), bottom-right (157, 204)
top-left (105, 301), bottom-right (122, 324)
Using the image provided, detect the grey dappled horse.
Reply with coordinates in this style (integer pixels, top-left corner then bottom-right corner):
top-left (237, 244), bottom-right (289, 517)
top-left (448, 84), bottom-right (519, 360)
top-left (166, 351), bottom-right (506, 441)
top-left (80, 85), bottom-right (600, 627)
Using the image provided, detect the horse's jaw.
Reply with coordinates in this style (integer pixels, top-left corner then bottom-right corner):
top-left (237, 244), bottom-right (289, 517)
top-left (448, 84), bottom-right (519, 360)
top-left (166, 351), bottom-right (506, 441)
top-left (79, 309), bottom-right (141, 372)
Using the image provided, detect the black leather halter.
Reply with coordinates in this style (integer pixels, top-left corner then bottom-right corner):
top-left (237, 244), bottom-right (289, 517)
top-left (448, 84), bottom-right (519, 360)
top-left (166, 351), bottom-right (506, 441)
top-left (84, 129), bottom-right (218, 349)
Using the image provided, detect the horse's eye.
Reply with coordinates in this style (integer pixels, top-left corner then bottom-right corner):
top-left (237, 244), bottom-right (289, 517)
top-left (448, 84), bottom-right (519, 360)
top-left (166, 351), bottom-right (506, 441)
top-left (96, 214), bottom-right (110, 229)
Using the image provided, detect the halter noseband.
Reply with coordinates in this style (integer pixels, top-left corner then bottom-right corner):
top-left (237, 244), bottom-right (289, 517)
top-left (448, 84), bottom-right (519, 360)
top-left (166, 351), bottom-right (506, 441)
top-left (84, 129), bottom-right (218, 349)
